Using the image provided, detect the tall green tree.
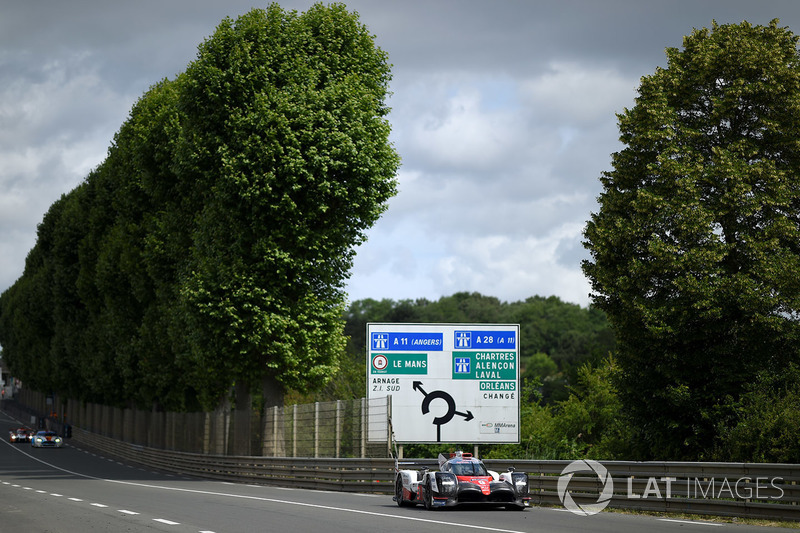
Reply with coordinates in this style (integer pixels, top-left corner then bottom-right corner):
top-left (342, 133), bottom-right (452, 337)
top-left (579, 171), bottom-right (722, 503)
top-left (0, 2), bottom-right (398, 412)
top-left (174, 3), bottom-right (399, 408)
top-left (583, 20), bottom-right (800, 459)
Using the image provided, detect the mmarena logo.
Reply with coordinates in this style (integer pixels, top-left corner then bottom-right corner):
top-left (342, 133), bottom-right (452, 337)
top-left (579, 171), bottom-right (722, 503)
top-left (557, 459), bottom-right (614, 516)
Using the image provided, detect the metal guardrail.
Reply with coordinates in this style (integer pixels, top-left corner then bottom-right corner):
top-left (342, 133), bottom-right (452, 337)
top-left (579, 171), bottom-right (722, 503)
top-left (4, 399), bottom-right (798, 522)
top-left (488, 459), bottom-right (800, 522)
top-left (70, 428), bottom-right (800, 522)
top-left (71, 428), bottom-right (394, 493)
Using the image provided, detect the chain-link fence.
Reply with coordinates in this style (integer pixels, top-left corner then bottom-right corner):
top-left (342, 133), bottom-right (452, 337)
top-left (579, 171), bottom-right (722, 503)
top-left (9, 388), bottom-right (392, 458)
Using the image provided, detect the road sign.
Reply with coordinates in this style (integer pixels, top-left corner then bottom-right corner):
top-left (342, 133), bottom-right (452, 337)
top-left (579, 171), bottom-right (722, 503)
top-left (367, 323), bottom-right (520, 444)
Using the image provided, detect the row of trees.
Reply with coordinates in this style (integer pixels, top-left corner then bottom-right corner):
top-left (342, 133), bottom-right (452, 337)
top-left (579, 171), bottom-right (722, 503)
top-left (0, 4), bottom-right (399, 412)
top-left (4, 15), bottom-right (800, 463)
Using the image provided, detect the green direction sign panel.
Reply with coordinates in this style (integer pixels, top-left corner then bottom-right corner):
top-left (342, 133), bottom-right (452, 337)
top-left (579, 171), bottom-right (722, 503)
top-left (452, 351), bottom-right (517, 380)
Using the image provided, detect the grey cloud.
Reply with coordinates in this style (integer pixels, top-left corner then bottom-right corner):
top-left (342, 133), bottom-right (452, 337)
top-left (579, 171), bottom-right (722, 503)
top-left (5, 0), bottom-right (800, 308)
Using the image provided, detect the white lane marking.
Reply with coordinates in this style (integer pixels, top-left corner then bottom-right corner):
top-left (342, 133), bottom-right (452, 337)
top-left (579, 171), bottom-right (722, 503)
top-left (68, 497), bottom-right (83, 502)
top-left (36, 490), bottom-right (46, 493)
top-left (50, 493), bottom-right (63, 497)
top-left (4, 444), bottom-right (524, 533)
top-left (119, 510), bottom-right (139, 515)
top-left (153, 518), bottom-right (180, 525)
top-left (101, 480), bottom-right (528, 533)
top-left (658, 519), bottom-right (723, 527)
top-left (91, 503), bottom-right (108, 508)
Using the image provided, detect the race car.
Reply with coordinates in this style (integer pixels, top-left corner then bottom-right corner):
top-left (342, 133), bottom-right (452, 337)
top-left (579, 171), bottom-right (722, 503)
top-left (394, 451), bottom-right (530, 510)
top-left (9, 427), bottom-right (33, 443)
top-left (30, 431), bottom-right (63, 448)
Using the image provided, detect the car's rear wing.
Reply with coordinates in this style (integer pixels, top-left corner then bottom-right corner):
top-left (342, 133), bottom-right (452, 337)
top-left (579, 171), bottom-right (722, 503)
top-left (394, 450), bottom-right (478, 472)
top-left (438, 450), bottom-right (474, 469)
top-left (394, 458), bottom-right (438, 472)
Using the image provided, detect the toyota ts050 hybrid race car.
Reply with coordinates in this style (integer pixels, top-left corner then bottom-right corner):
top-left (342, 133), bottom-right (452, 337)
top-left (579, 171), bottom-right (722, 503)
top-left (9, 427), bottom-right (33, 443)
top-left (394, 451), bottom-right (530, 510)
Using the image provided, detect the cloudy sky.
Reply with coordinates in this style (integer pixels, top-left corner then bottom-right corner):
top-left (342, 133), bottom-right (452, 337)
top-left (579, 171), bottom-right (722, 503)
top-left (3, 1), bottom-right (800, 308)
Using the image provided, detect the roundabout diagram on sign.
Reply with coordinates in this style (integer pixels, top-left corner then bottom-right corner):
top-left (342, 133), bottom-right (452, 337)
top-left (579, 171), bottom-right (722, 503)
top-left (413, 381), bottom-right (473, 442)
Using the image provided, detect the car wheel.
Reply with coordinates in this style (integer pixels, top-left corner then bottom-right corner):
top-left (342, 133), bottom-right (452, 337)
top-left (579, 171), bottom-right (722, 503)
top-left (395, 475), bottom-right (410, 507)
top-left (505, 504), bottom-right (526, 511)
top-left (423, 480), bottom-right (435, 510)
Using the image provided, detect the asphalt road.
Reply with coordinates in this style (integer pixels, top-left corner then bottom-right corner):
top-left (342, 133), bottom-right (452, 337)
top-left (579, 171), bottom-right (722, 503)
top-left (0, 411), bottom-right (795, 533)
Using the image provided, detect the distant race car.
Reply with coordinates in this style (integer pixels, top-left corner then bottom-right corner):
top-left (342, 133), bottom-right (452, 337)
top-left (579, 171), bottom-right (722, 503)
top-left (9, 427), bottom-right (33, 443)
top-left (30, 431), bottom-right (63, 448)
top-left (394, 451), bottom-right (530, 510)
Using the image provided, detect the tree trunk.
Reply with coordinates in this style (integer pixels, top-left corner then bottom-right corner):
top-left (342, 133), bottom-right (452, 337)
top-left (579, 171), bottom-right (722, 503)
top-left (260, 374), bottom-right (285, 456)
top-left (232, 382), bottom-right (251, 455)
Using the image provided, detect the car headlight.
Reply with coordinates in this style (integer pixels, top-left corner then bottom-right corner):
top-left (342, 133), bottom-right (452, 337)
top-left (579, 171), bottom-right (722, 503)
top-left (435, 473), bottom-right (458, 496)
top-left (511, 472), bottom-right (528, 495)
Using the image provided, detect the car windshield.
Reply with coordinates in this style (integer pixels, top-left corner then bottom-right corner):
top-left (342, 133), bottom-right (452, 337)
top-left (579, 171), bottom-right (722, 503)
top-left (450, 461), bottom-right (488, 476)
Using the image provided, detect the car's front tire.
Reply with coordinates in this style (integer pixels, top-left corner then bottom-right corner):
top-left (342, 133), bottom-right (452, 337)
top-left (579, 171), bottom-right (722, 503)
top-left (423, 480), bottom-right (436, 510)
top-left (395, 475), bottom-right (411, 507)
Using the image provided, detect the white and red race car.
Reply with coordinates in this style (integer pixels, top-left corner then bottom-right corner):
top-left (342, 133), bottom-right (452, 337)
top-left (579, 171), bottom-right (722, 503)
top-left (394, 451), bottom-right (530, 510)
top-left (9, 427), bottom-right (33, 443)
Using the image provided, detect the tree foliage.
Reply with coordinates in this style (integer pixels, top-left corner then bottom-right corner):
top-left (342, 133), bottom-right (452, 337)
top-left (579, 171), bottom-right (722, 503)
top-left (583, 20), bottom-right (800, 459)
top-left (288, 292), bottom-right (616, 404)
top-left (403, 358), bottom-right (628, 462)
top-left (0, 3), bottom-right (399, 411)
top-left (714, 363), bottom-right (800, 463)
